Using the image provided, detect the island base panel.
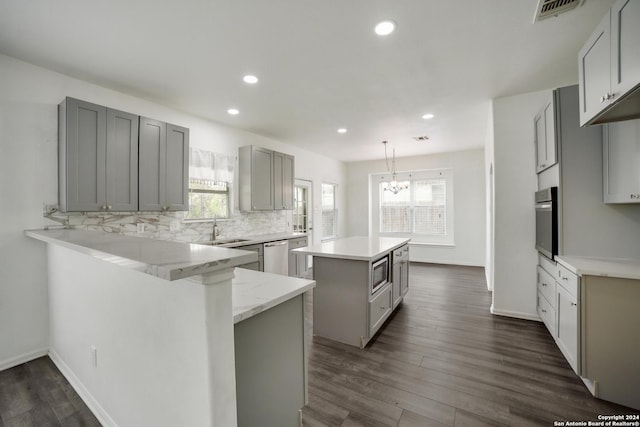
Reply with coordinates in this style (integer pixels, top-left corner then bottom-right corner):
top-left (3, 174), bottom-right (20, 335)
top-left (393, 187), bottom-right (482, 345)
top-left (582, 275), bottom-right (640, 410)
top-left (234, 294), bottom-right (306, 427)
top-left (313, 257), bottom-right (369, 348)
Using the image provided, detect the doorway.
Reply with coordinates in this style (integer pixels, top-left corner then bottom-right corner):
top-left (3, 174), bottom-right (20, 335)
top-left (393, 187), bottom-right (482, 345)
top-left (294, 179), bottom-right (313, 276)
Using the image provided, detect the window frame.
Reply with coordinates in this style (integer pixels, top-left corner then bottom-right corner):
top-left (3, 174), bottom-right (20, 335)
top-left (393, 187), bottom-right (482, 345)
top-left (370, 169), bottom-right (454, 245)
top-left (185, 178), bottom-right (230, 221)
top-left (321, 182), bottom-right (338, 241)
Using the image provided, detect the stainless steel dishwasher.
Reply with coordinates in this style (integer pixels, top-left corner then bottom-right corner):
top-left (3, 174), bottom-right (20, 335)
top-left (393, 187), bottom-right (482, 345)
top-left (263, 240), bottom-right (289, 275)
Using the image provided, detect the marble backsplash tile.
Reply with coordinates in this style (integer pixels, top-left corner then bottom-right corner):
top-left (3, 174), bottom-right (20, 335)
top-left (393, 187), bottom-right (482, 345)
top-left (45, 210), bottom-right (292, 242)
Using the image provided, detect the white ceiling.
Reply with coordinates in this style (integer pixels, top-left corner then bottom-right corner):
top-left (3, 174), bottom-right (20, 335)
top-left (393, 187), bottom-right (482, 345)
top-left (0, 0), bottom-right (613, 162)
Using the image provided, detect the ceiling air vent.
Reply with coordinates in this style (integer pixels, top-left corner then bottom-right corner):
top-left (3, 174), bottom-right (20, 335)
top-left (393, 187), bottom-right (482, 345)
top-left (413, 136), bottom-right (429, 141)
top-left (533, 0), bottom-right (584, 22)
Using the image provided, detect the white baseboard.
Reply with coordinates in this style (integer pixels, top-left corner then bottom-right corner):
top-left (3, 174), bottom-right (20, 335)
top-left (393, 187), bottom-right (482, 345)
top-left (490, 305), bottom-right (541, 322)
top-left (0, 347), bottom-right (48, 371)
top-left (49, 349), bottom-right (119, 427)
top-left (410, 258), bottom-right (485, 267)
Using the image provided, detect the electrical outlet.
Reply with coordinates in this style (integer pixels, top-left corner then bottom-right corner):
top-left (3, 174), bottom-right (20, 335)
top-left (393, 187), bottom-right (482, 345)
top-left (170, 220), bottom-right (180, 232)
top-left (91, 345), bottom-right (98, 368)
top-left (137, 223), bottom-right (145, 233)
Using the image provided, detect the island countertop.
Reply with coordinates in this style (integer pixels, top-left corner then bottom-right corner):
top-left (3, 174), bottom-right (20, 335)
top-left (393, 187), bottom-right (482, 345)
top-left (230, 268), bottom-right (315, 323)
top-left (25, 228), bottom-right (258, 281)
top-left (292, 236), bottom-right (410, 261)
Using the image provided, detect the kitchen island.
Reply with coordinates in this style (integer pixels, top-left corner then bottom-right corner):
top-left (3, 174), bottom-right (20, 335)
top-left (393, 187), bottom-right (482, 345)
top-left (294, 236), bottom-right (410, 348)
top-left (25, 229), bottom-right (315, 427)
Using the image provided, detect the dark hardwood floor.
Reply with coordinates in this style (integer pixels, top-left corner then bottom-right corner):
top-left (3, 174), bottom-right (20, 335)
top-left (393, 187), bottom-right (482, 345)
top-left (301, 263), bottom-right (639, 427)
top-left (0, 356), bottom-right (100, 426)
top-left (1, 263), bottom-right (637, 426)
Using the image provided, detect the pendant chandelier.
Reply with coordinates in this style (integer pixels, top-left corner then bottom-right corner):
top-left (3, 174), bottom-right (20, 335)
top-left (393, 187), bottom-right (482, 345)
top-left (381, 141), bottom-right (409, 194)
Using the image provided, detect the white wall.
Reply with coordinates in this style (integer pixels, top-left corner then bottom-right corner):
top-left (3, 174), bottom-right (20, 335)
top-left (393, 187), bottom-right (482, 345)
top-left (491, 90), bottom-right (550, 320)
top-left (0, 53), bottom-right (346, 369)
top-left (47, 245), bottom-right (218, 427)
top-left (345, 149), bottom-right (486, 266)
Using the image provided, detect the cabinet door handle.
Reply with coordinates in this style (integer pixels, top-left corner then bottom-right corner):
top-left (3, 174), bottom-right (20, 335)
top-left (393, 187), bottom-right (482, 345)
top-left (600, 95), bottom-right (607, 103)
top-left (541, 309), bottom-right (547, 313)
top-left (631, 194), bottom-right (640, 199)
top-left (101, 205), bottom-right (107, 210)
top-left (107, 205), bottom-right (112, 210)
top-left (380, 306), bottom-right (386, 310)
top-left (571, 302), bottom-right (577, 307)
top-left (561, 276), bottom-right (568, 281)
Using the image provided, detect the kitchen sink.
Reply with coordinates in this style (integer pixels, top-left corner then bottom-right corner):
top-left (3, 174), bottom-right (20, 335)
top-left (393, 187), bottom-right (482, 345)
top-left (199, 238), bottom-right (251, 246)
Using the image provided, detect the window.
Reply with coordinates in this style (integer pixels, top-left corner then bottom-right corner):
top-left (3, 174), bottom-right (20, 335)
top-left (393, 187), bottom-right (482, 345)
top-left (186, 148), bottom-right (234, 220)
top-left (321, 182), bottom-right (338, 240)
top-left (186, 178), bottom-right (229, 220)
top-left (372, 169), bottom-right (453, 244)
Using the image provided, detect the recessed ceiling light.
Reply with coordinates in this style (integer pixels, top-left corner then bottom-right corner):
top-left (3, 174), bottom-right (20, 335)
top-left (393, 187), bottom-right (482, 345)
top-left (337, 128), bottom-right (347, 134)
top-left (422, 113), bottom-right (435, 120)
top-left (375, 20), bottom-right (396, 36)
top-left (243, 75), bottom-right (258, 84)
top-left (227, 108), bottom-right (239, 115)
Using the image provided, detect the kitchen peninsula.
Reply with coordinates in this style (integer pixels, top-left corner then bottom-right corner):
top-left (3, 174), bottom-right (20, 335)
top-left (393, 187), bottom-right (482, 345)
top-left (25, 229), bottom-right (314, 427)
top-left (294, 236), bottom-right (410, 348)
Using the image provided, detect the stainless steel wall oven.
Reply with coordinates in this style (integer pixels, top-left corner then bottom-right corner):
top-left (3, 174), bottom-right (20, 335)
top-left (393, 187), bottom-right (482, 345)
top-left (535, 187), bottom-right (558, 259)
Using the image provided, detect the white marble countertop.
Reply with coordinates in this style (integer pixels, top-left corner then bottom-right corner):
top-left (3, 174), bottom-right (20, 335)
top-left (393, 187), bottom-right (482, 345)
top-left (197, 232), bottom-right (308, 248)
top-left (292, 236), bottom-right (410, 261)
top-left (25, 229), bottom-right (258, 281)
top-left (231, 268), bottom-right (315, 323)
top-left (556, 255), bottom-right (640, 281)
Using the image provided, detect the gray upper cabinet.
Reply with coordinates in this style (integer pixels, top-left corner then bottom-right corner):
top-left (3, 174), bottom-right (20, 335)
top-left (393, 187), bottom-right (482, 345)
top-left (106, 109), bottom-right (139, 211)
top-left (579, 0), bottom-right (640, 126)
top-left (274, 151), bottom-right (294, 210)
top-left (611, 0), bottom-right (640, 103)
top-left (603, 119), bottom-right (640, 203)
top-left (239, 146), bottom-right (274, 211)
top-left (139, 118), bottom-right (189, 211)
top-left (239, 146), bottom-right (295, 211)
top-left (534, 93), bottom-right (557, 173)
top-left (59, 97), bottom-right (138, 212)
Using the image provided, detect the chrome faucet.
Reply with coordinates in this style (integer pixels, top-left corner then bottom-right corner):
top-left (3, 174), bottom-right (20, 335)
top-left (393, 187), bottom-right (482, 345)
top-left (211, 216), bottom-right (219, 241)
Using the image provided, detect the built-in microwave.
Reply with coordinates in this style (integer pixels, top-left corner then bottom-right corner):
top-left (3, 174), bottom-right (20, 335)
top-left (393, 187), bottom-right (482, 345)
top-left (535, 187), bottom-right (558, 259)
top-left (371, 256), bottom-right (389, 294)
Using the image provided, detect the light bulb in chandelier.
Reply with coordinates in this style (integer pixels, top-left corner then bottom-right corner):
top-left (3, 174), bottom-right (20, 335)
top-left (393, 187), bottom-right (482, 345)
top-left (381, 141), bottom-right (408, 194)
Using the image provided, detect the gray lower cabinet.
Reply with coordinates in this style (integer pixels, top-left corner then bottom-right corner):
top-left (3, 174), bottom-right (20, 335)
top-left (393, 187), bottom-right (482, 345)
top-left (392, 244), bottom-right (409, 308)
top-left (288, 236), bottom-right (308, 277)
top-left (236, 243), bottom-right (264, 271)
top-left (139, 117), bottom-right (189, 211)
top-left (59, 97), bottom-right (139, 212)
top-left (556, 269), bottom-right (579, 374)
top-left (603, 119), bottom-right (640, 203)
